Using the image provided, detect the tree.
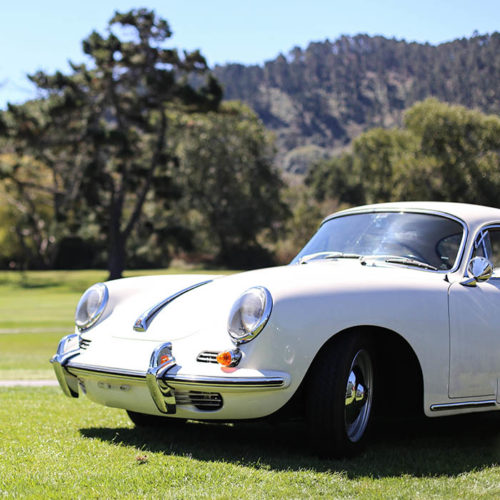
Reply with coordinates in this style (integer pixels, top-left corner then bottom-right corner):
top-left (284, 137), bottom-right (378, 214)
top-left (404, 98), bottom-right (500, 204)
top-left (307, 99), bottom-right (500, 208)
top-left (173, 102), bottom-right (288, 268)
top-left (17, 9), bottom-right (222, 279)
top-left (1, 95), bottom-right (92, 269)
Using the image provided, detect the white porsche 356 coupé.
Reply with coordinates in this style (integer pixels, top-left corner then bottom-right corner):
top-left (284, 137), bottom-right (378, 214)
top-left (52, 202), bottom-right (500, 457)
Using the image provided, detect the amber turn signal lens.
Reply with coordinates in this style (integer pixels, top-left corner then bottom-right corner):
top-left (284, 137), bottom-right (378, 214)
top-left (216, 351), bottom-right (233, 366)
top-left (159, 355), bottom-right (170, 364)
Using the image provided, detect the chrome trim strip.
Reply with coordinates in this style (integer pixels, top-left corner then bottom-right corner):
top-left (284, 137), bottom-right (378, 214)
top-left (163, 373), bottom-right (285, 388)
top-left (321, 208), bottom-right (469, 274)
top-left (430, 400), bottom-right (497, 412)
top-left (133, 280), bottom-right (213, 332)
top-left (66, 362), bottom-right (147, 379)
top-left (64, 361), bottom-right (285, 389)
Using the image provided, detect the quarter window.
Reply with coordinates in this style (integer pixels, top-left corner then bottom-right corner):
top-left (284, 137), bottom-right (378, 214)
top-left (472, 227), bottom-right (500, 276)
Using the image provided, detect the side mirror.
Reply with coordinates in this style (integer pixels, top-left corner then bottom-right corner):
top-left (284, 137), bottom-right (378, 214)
top-left (461, 256), bottom-right (493, 287)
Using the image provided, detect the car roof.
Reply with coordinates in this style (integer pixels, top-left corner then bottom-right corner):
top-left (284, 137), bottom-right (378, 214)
top-left (323, 202), bottom-right (500, 229)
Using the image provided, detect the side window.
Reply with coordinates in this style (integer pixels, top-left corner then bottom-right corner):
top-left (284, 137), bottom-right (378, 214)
top-left (436, 234), bottom-right (462, 270)
top-left (472, 233), bottom-right (487, 258)
top-left (487, 230), bottom-right (500, 274)
top-left (472, 227), bottom-right (500, 276)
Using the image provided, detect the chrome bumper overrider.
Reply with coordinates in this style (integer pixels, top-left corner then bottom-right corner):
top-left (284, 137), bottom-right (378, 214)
top-left (50, 334), bottom-right (80, 397)
top-left (52, 336), bottom-right (287, 415)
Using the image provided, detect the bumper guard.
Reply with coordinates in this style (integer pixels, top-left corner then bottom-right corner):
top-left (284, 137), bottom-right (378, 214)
top-left (50, 334), bottom-right (80, 398)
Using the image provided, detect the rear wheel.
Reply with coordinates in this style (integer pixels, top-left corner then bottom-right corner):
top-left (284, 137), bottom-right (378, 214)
top-left (306, 332), bottom-right (374, 457)
top-left (126, 410), bottom-right (186, 428)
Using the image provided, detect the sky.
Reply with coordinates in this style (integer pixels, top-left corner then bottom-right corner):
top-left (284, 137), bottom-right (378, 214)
top-left (0, 0), bottom-right (498, 108)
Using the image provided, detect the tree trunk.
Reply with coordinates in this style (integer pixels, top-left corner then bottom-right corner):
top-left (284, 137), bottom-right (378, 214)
top-left (108, 188), bottom-right (126, 280)
top-left (107, 231), bottom-right (126, 281)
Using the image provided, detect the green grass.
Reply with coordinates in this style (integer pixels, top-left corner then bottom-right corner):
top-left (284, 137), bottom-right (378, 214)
top-left (1, 270), bottom-right (500, 498)
top-left (0, 269), bottom-right (234, 380)
top-left (0, 387), bottom-right (499, 498)
top-left (0, 333), bottom-right (64, 379)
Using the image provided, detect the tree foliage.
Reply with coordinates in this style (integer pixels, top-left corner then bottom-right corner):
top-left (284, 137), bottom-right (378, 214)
top-left (307, 99), bottom-right (500, 208)
top-left (0, 9), bottom-right (293, 273)
top-left (2, 9), bottom-right (222, 278)
top-left (214, 33), bottom-right (500, 171)
top-left (173, 102), bottom-right (289, 268)
top-left (0, 95), bottom-right (90, 268)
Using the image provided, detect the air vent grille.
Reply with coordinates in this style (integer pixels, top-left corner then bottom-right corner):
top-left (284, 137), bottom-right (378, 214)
top-left (196, 351), bottom-right (218, 364)
top-left (174, 390), bottom-right (223, 411)
top-left (79, 338), bottom-right (92, 350)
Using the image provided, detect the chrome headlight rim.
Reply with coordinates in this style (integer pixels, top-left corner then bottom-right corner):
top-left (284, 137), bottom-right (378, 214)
top-left (75, 283), bottom-right (109, 331)
top-left (227, 286), bottom-right (273, 344)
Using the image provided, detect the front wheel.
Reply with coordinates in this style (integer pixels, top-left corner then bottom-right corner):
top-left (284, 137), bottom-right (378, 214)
top-left (306, 333), bottom-right (374, 457)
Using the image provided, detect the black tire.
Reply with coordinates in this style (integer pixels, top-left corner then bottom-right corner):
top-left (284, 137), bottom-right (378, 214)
top-left (126, 410), bottom-right (186, 428)
top-left (306, 332), bottom-right (374, 458)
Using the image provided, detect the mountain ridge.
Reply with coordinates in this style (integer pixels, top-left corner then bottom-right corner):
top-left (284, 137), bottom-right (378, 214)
top-left (212, 32), bottom-right (500, 173)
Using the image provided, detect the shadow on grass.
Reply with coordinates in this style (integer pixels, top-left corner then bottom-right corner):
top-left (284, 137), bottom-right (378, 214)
top-left (80, 412), bottom-right (500, 477)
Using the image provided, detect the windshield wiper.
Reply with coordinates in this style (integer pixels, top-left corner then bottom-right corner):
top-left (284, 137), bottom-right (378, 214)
top-left (383, 257), bottom-right (438, 271)
top-left (299, 252), bottom-right (362, 264)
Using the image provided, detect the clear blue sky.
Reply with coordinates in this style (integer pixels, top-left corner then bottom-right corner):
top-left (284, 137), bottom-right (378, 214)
top-left (1, 0), bottom-right (498, 108)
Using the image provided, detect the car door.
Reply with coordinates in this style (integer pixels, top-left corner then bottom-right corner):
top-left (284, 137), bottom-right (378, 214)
top-left (448, 226), bottom-right (500, 399)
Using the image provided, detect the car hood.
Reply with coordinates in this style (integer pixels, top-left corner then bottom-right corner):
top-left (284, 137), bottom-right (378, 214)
top-left (101, 260), bottom-right (448, 343)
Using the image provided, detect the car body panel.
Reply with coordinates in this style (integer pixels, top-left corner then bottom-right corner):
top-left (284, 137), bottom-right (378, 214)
top-left (449, 279), bottom-right (500, 398)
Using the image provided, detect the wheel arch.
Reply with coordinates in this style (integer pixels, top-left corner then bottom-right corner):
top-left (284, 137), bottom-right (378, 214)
top-left (306, 325), bottom-right (425, 417)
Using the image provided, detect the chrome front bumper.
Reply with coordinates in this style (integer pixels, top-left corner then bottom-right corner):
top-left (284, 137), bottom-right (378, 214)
top-left (51, 334), bottom-right (288, 416)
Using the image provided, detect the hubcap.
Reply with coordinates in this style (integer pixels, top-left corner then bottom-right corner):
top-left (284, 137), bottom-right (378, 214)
top-left (344, 349), bottom-right (373, 442)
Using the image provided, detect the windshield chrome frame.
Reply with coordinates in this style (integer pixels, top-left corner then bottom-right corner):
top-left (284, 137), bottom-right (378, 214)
top-left (316, 208), bottom-right (469, 274)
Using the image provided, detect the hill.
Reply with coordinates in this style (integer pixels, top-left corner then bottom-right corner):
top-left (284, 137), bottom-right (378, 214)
top-left (213, 32), bottom-right (500, 173)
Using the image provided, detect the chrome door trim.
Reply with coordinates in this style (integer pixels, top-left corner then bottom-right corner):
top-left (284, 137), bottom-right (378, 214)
top-left (430, 400), bottom-right (497, 412)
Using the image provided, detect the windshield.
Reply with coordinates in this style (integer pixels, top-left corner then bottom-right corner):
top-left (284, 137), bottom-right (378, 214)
top-left (292, 212), bottom-right (465, 271)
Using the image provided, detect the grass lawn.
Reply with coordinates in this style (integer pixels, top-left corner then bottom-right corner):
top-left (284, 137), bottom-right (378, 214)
top-left (0, 387), bottom-right (499, 498)
top-left (1, 270), bottom-right (500, 498)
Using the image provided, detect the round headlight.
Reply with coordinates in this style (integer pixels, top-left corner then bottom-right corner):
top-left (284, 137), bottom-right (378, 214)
top-left (227, 287), bottom-right (273, 344)
top-left (75, 283), bottom-right (109, 331)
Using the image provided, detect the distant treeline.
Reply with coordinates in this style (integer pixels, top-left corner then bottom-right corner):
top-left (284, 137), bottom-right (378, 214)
top-left (214, 32), bottom-right (500, 172)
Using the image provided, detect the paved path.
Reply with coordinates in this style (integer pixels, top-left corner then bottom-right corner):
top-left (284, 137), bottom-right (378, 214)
top-left (0, 379), bottom-right (58, 387)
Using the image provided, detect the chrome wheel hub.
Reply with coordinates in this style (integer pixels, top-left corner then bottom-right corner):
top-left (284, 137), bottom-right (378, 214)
top-left (344, 349), bottom-right (373, 442)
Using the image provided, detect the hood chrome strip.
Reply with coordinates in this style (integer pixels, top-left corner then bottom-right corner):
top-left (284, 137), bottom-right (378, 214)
top-left (133, 280), bottom-right (212, 332)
